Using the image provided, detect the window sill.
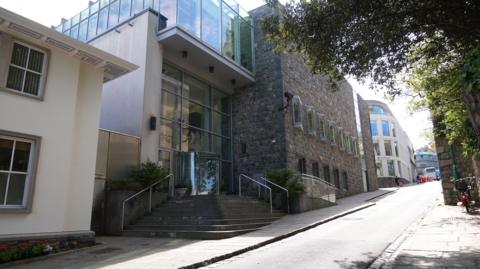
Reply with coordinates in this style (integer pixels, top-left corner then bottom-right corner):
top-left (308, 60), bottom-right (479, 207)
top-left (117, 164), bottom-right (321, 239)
top-left (0, 86), bottom-right (44, 101)
top-left (0, 206), bottom-right (31, 214)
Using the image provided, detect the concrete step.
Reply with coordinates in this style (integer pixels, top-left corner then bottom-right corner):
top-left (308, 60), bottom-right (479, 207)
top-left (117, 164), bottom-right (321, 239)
top-left (136, 216), bottom-right (281, 225)
top-left (124, 222), bottom-right (271, 231)
top-left (122, 228), bottom-right (258, 240)
top-left (149, 211), bottom-right (284, 218)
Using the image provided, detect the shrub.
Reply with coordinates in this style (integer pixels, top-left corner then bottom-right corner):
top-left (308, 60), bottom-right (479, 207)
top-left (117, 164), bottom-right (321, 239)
top-left (266, 168), bottom-right (305, 194)
top-left (130, 162), bottom-right (168, 188)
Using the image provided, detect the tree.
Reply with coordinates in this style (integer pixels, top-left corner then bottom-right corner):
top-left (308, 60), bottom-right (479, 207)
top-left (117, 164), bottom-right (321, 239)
top-left (262, 0), bottom-right (480, 153)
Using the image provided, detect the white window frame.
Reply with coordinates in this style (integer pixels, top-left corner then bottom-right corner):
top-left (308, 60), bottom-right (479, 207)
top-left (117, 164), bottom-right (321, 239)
top-left (4, 40), bottom-right (48, 99)
top-left (317, 113), bottom-right (327, 140)
top-left (306, 106), bottom-right (316, 136)
top-left (292, 95), bottom-right (303, 129)
top-left (329, 122), bottom-right (336, 145)
top-left (0, 130), bottom-right (41, 213)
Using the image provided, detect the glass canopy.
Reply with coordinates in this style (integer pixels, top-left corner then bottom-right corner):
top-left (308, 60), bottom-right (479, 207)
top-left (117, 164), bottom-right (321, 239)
top-left (54, 0), bottom-right (254, 73)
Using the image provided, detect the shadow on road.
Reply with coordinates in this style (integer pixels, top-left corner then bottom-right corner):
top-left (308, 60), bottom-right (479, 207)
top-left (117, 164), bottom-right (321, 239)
top-left (333, 252), bottom-right (377, 269)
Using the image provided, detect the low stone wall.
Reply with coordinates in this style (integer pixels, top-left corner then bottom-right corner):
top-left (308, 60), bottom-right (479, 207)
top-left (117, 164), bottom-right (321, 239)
top-left (378, 177), bottom-right (410, 188)
top-left (289, 193), bottom-right (335, 214)
top-left (442, 179), bottom-right (479, 206)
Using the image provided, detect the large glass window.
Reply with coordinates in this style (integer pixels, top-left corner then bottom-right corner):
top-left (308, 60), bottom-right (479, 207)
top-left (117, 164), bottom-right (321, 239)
top-left (221, 2), bottom-right (236, 61)
top-left (119, 0), bottom-right (132, 22)
top-left (370, 120), bottom-right (378, 136)
top-left (0, 136), bottom-right (34, 207)
top-left (132, 0), bottom-right (144, 14)
top-left (97, 7), bottom-right (109, 34)
top-left (87, 13), bottom-right (98, 40)
top-left (202, 0), bottom-right (221, 50)
top-left (370, 106), bottom-right (384, 114)
top-left (387, 160), bottom-right (395, 176)
top-left (382, 120), bottom-right (390, 136)
top-left (78, 19), bottom-right (88, 42)
top-left (384, 140), bottom-right (392, 156)
top-left (108, 1), bottom-right (120, 28)
top-left (239, 18), bottom-right (253, 71)
top-left (178, 0), bottom-right (201, 37)
top-left (7, 42), bottom-right (46, 97)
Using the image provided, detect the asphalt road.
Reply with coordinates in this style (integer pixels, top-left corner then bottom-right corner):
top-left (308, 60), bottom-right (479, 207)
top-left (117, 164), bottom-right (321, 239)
top-left (206, 182), bottom-right (442, 269)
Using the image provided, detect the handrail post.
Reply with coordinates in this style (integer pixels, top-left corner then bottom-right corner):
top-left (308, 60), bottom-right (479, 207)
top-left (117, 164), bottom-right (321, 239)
top-left (286, 190), bottom-right (290, 214)
top-left (238, 175), bottom-right (241, 196)
top-left (269, 189), bottom-right (272, 214)
top-left (149, 187), bottom-right (152, 214)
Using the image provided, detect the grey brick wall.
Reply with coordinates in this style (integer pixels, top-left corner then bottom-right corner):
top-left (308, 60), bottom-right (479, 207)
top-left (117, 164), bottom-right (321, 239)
top-left (232, 5), bottom-right (378, 196)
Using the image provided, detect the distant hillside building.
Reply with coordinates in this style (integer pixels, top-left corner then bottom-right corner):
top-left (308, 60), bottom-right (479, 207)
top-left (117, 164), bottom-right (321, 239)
top-left (367, 100), bottom-right (416, 186)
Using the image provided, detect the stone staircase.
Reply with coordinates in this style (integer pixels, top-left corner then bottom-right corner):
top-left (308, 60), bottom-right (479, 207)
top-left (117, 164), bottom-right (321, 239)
top-left (122, 195), bottom-right (284, 240)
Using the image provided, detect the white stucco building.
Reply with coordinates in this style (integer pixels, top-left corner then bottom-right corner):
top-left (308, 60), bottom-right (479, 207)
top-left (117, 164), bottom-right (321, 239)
top-left (0, 7), bottom-right (136, 243)
top-left (366, 100), bottom-right (416, 185)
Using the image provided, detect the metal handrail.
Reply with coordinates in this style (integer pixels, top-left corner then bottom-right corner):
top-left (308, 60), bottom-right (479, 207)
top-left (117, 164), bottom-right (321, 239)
top-left (121, 174), bottom-right (173, 231)
top-left (297, 173), bottom-right (338, 189)
top-left (261, 176), bottom-right (289, 214)
top-left (239, 174), bottom-right (272, 214)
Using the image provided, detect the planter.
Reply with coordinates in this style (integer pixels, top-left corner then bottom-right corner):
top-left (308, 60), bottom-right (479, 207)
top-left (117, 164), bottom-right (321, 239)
top-left (289, 192), bottom-right (308, 214)
top-left (175, 188), bottom-right (188, 197)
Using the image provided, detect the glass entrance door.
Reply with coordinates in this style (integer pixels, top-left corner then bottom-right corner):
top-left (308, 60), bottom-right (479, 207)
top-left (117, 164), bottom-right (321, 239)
top-left (195, 153), bottom-right (220, 195)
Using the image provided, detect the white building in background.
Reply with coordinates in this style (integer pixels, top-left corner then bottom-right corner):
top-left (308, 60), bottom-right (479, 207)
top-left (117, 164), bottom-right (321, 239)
top-left (0, 7), bottom-right (136, 243)
top-left (366, 100), bottom-right (416, 185)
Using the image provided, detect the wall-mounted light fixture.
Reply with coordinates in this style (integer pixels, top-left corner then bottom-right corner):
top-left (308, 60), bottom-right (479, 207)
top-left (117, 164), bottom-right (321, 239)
top-left (209, 65), bottom-right (215, 73)
top-left (278, 91), bottom-right (294, 111)
top-left (181, 50), bottom-right (188, 59)
top-left (231, 79), bottom-right (236, 86)
top-left (149, 116), bottom-right (157, 131)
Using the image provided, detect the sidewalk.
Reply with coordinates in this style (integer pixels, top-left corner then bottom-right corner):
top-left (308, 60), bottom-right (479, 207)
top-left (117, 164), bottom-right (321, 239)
top-left (370, 203), bottom-right (480, 269)
top-left (7, 189), bottom-right (396, 269)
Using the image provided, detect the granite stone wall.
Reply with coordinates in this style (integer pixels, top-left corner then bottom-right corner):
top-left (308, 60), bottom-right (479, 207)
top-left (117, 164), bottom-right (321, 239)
top-left (232, 5), bottom-right (378, 197)
top-left (358, 96), bottom-right (379, 191)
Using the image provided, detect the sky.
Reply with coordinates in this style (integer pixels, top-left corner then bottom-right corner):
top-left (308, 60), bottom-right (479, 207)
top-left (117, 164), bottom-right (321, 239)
top-left (0, 0), bottom-right (432, 149)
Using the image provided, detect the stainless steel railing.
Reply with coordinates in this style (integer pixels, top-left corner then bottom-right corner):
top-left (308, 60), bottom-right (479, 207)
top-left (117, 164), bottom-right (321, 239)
top-left (121, 174), bottom-right (173, 231)
top-left (297, 173), bottom-right (338, 203)
top-left (239, 174), bottom-right (272, 214)
top-left (261, 176), bottom-right (290, 214)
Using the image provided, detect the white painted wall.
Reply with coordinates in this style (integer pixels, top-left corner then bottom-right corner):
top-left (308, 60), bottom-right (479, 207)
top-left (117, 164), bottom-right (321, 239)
top-left (0, 39), bottom-right (103, 235)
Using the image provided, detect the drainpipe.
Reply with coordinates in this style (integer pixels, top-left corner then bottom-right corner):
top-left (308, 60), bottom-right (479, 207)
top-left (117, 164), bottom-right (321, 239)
top-left (450, 144), bottom-right (459, 179)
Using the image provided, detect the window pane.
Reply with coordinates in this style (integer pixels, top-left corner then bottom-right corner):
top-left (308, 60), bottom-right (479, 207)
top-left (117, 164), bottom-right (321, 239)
top-left (88, 13), bottom-right (98, 40)
top-left (63, 19), bottom-right (71, 32)
top-left (202, 0), bottom-right (221, 50)
top-left (387, 160), bottom-right (395, 176)
top-left (90, 1), bottom-right (100, 14)
top-left (6, 66), bottom-right (25, 91)
top-left (212, 89), bottom-right (230, 113)
top-left (159, 120), bottom-right (180, 150)
top-left (11, 43), bottom-right (29, 67)
top-left (108, 1), bottom-right (120, 28)
top-left (384, 141), bottom-right (392, 156)
top-left (12, 141), bottom-right (31, 172)
top-left (220, 161), bottom-right (231, 193)
top-left (79, 19), bottom-right (89, 42)
top-left (159, 0), bottom-right (177, 27)
top-left (119, 0), bottom-right (132, 21)
top-left (370, 120), bottom-right (377, 136)
top-left (27, 50), bottom-right (44, 73)
top-left (160, 90), bottom-right (181, 120)
top-left (221, 3), bottom-right (236, 60)
top-left (70, 25), bottom-right (79, 39)
top-left (162, 64), bottom-right (182, 84)
top-left (80, 8), bottom-right (90, 20)
top-left (382, 120), bottom-right (390, 136)
top-left (178, 0), bottom-right (201, 37)
top-left (97, 8), bottom-right (109, 34)
top-left (0, 173), bottom-right (7, 204)
top-left (184, 128), bottom-right (210, 152)
top-left (5, 174), bottom-right (26, 205)
top-left (100, 0), bottom-right (110, 8)
top-left (213, 135), bottom-right (230, 160)
top-left (240, 18), bottom-right (253, 71)
top-left (132, 0), bottom-right (144, 14)
top-left (212, 112), bottom-right (230, 136)
top-left (23, 72), bottom-right (41, 95)
top-left (72, 14), bottom-right (80, 25)
top-left (185, 102), bottom-right (210, 130)
top-left (183, 75), bottom-right (209, 105)
top-left (0, 139), bottom-right (14, 171)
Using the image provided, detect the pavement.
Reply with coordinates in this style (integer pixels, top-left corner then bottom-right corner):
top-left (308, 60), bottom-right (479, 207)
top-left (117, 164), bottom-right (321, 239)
top-left (6, 188), bottom-right (396, 269)
top-left (369, 199), bottom-right (480, 269)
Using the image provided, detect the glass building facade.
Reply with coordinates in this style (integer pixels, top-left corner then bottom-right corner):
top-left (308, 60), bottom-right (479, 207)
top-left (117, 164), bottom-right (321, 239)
top-left (159, 64), bottom-right (232, 194)
top-left (54, 0), bottom-right (255, 72)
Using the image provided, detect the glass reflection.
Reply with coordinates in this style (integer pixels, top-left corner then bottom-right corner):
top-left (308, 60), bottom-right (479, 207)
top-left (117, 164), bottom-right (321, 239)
top-left (202, 0), bottom-right (221, 50)
top-left (178, 0), bottom-right (201, 37)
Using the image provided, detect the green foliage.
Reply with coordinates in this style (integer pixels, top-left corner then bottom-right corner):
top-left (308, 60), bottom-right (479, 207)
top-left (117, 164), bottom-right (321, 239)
top-left (130, 162), bottom-right (168, 188)
top-left (108, 179), bottom-right (143, 191)
top-left (0, 243), bottom-right (47, 264)
top-left (263, 0), bottom-right (480, 158)
top-left (266, 168), bottom-right (305, 194)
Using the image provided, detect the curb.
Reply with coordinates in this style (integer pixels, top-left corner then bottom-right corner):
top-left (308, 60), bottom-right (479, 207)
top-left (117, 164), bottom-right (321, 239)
top-left (179, 202), bottom-right (376, 269)
top-left (365, 189), bottom-right (399, 202)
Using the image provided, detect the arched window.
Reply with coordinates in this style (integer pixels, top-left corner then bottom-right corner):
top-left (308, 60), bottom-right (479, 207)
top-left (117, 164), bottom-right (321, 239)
top-left (292, 96), bottom-right (303, 129)
top-left (370, 106), bottom-right (385, 114)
